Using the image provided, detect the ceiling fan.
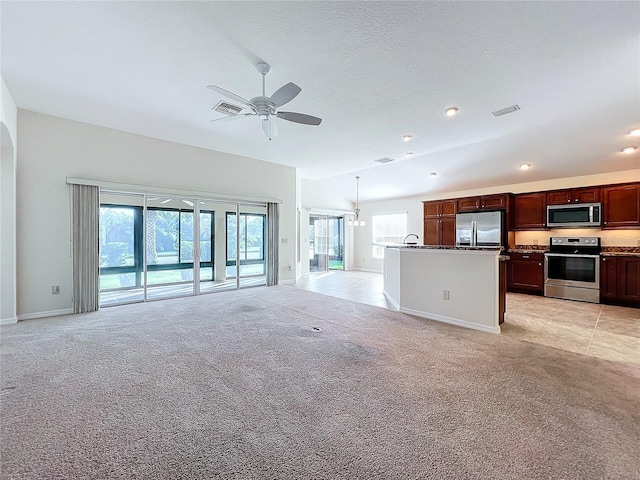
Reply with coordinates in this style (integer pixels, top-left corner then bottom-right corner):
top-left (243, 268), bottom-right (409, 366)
top-left (207, 62), bottom-right (322, 140)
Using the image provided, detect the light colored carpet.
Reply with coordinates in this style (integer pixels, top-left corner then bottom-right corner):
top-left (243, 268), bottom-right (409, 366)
top-left (1, 286), bottom-right (639, 479)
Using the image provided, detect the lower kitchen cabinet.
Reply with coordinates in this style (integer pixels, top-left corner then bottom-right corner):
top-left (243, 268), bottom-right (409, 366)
top-left (507, 252), bottom-right (544, 294)
top-left (600, 255), bottom-right (640, 306)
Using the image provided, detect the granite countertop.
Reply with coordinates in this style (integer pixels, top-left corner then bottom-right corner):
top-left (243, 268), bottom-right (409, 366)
top-left (401, 245), bottom-right (504, 251)
top-left (600, 251), bottom-right (640, 257)
top-left (508, 248), bottom-right (548, 254)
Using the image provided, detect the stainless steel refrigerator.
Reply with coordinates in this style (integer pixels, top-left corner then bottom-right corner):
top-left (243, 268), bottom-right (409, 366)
top-left (455, 211), bottom-right (503, 247)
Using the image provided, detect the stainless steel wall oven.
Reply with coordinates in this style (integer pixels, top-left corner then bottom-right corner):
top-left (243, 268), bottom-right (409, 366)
top-left (544, 237), bottom-right (601, 303)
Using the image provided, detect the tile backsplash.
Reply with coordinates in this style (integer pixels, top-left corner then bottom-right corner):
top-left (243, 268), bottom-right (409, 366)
top-left (515, 228), bottom-right (640, 247)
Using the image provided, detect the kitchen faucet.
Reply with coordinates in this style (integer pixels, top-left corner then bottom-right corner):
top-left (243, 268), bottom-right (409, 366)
top-left (402, 234), bottom-right (420, 245)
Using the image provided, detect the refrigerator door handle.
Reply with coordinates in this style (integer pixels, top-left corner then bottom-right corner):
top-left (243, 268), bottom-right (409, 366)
top-left (471, 220), bottom-right (477, 247)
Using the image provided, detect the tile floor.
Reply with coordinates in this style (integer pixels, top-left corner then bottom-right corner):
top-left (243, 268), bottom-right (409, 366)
top-left (295, 270), bottom-right (640, 364)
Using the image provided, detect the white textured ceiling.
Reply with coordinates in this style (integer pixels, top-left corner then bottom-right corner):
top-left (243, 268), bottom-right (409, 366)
top-left (2, 1), bottom-right (639, 202)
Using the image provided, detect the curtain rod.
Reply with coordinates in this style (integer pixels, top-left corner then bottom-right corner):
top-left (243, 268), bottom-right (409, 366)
top-left (66, 177), bottom-right (283, 205)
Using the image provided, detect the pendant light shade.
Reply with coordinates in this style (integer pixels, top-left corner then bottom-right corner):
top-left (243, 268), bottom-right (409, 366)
top-left (348, 176), bottom-right (366, 227)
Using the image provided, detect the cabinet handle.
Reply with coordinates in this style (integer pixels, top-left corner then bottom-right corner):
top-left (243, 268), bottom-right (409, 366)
top-left (604, 222), bottom-right (607, 225)
top-left (574, 199), bottom-right (578, 202)
top-left (538, 263), bottom-right (542, 266)
top-left (567, 199), bottom-right (571, 203)
top-left (522, 255), bottom-right (529, 259)
top-left (602, 258), bottom-right (606, 262)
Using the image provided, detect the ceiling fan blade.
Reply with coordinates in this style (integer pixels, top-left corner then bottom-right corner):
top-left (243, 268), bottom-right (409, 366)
top-left (210, 113), bottom-right (255, 123)
top-left (206, 84), bottom-right (255, 109)
top-left (276, 111), bottom-right (322, 126)
top-left (262, 117), bottom-right (278, 140)
top-left (269, 82), bottom-right (302, 108)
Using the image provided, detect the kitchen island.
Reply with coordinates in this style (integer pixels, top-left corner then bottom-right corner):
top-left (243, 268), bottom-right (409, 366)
top-left (383, 246), bottom-right (507, 334)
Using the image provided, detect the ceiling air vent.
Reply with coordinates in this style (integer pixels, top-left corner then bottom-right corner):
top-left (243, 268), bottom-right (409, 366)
top-left (214, 101), bottom-right (244, 116)
top-left (492, 105), bottom-right (520, 117)
top-left (375, 157), bottom-right (395, 164)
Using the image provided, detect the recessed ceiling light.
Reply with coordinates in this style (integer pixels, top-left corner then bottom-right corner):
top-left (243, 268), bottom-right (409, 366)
top-left (621, 146), bottom-right (638, 154)
top-left (519, 163), bottom-right (532, 170)
top-left (628, 129), bottom-right (640, 137)
top-left (444, 107), bottom-right (459, 117)
top-left (405, 152), bottom-right (414, 158)
top-left (430, 172), bottom-right (438, 177)
top-left (401, 135), bottom-right (412, 142)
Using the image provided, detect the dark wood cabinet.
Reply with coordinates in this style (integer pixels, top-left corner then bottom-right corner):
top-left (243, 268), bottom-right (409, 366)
top-left (512, 193), bottom-right (547, 230)
top-left (507, 252), bottom-right (544, 293)
top-left (600, 255), bottom-right (640, 306)
top-left (602, 183), bottom-right (640, 228)
top-left (547, 187), bottom-right (601, 205)
top-left (423, 199), bottom-right (457, 218)
top-left (424, 217), bottom-right (456, 246)
top-left (457, 194), bottom-right (509, 212)
top-left (600, 256), bottom-right (618, 299)
top-left (423, 200), bottom-right (456, 246)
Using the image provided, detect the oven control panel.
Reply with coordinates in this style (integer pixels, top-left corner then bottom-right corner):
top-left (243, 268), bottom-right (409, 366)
top-left (550, 237), bottom-right (600, 246)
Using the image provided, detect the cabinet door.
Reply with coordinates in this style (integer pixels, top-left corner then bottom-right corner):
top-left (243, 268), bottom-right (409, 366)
top-left (602, 184), bottom-right (640, 228)
top-left (424, 218), bottom-right (440, 245)
top-left (457, 197), bottom-right (480, 211)
top-left (440, 200), bottom-right (457, 216)
top-left (508, 258), bottom-right (543, 292)
top-left (573, 187), bottom-right (601, 203)
top-left (512, 193), bottom-right (547, 229)
top-left (423, 201), bottom-right (440, 218)
top-left (440, 217), bottom-right (456, 246)
top-left (547, 190), bottom-right (572, 205)
top-left (618, 257), bottom-right (640, 302)
top-left (481, 194), bottom-right (507, 209)
top-left (600, 256), bottom-right (617, 299)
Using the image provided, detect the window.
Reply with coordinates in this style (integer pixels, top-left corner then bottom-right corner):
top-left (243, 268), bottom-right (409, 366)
top-left (371, 213), bottom-right (407, 259)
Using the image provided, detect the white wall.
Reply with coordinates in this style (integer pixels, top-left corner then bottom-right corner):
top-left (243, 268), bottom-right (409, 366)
top-left (1, 77), bottom-right (18, 324)
top-left (17, 110), bottom-right (297, 317)
top-left (354, 170), bottom-right (640, 272)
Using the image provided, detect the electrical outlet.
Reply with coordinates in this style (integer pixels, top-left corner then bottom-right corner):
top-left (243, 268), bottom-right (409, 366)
top-left (442, 290), bottom-right (450, 300)
top-left (52, 285), bottom-right (60, 295)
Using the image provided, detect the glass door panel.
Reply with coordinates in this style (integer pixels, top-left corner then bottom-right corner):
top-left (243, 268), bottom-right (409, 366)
top-left (99, 192), bottom-right (145, 306)
top-left (238, 205), bottom-right (267, 288)
top-left (309, 215), bottom-right (328, 272)
top-left (328, 216), bottom-right (344, 270)
top-left (145, 196), bottom-right (195, 300)
top-left (198, 200), bottom-right (238, 294)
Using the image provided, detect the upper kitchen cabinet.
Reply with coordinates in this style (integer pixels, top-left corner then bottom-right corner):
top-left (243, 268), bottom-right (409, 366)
top-left (512, 192), bottom-right (547, 230)
top-left (602, 183), bottom-right (640, 228)
top-left (457, 194), bottom-right (509, 212)
top-left (423, 199), bottom-right (457, 217)
top-left (547, 187), bottom-right (601, 205)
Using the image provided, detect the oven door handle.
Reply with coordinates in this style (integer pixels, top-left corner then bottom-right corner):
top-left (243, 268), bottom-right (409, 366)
top-left (544, 253), bottom-right (601, 258)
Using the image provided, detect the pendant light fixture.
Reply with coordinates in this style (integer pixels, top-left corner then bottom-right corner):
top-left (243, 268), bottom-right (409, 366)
top-left (348, 176), bottom-right (366, 227)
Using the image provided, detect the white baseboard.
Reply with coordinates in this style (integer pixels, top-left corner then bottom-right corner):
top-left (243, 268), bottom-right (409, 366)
top-left (17, 308), bottom-right (74, 321)
top-left (0, 316), bottom-right (18, 325)
top-left (383, 290), bottom-right (400, 311)
top-left (354, 267), bottom-right (383, 274)
top-left (278, 279), bottom-right (296, 285)
top-left (399, 307), bottom-right (501, 334)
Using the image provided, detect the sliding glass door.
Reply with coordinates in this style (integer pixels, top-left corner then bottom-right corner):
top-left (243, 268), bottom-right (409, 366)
top-left (99, 192), bottom-right (268, 306)
top-left (309, 214), bottom-right (344, 272)
top-left (144, 196), bottom-right (196, 300)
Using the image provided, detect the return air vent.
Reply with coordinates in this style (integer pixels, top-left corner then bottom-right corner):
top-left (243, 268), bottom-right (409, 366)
top-left (214, 101), bottom-right (244, 116)
top-left (374, 157), bottom-right (395, 164)
top-left (492, 105), bottom-right (520, 117)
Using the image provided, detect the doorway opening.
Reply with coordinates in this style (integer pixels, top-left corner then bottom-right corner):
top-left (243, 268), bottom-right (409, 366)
top-left (309, 215), bottom-right (344, 272)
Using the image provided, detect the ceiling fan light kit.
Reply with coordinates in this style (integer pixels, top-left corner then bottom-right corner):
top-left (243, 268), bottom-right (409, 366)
top-left (207, 62), bottom-right (322, 140)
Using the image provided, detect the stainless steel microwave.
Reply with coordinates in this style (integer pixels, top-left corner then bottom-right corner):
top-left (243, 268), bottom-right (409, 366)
top-left (547, 202), bottom-right (601, 228)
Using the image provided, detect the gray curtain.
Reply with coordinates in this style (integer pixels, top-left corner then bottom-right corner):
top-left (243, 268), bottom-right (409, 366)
top-left (71, 184), bottom-right (100, 313)
top-left (266, 202), bottom-right (279, 286)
